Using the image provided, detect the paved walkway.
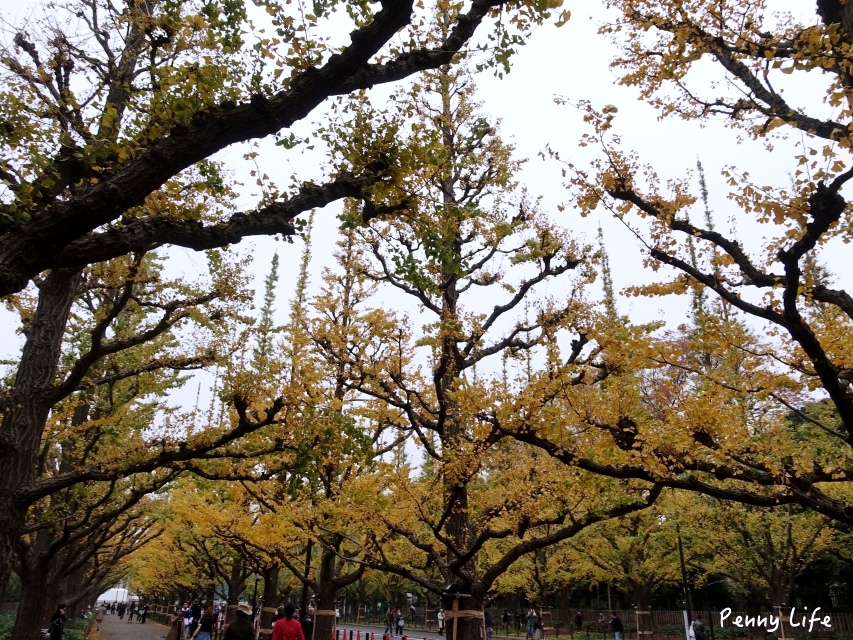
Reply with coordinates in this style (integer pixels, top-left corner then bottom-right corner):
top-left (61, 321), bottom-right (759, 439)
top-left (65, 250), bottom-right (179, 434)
top-left (96, 615), bottom-right (525, 640)
top-left (98, 613), bottom-right (171, 640)
top-left (337, 623), bottom-right (448, 640)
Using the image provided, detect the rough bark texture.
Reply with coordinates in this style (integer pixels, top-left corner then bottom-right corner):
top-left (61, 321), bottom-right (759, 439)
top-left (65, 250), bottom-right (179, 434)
top-left (258, 565), bottom-right (280, 640)
top-left (441, 592), bottom-right (487, 640)
top-left (314, 549), bottom-right (342, 640)
top-left (13, 572), bottom-right (62, 640)
top-left (0, 268), bottom-right (81, 600)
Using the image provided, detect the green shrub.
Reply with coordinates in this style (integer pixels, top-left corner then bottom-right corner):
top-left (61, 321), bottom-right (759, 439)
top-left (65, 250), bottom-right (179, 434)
top-left (0, 609), bottom-right (89, 640)
top-left (0, 611), bottom-right (15, 640)
top-left (65, 616), bottom-right (90, 640)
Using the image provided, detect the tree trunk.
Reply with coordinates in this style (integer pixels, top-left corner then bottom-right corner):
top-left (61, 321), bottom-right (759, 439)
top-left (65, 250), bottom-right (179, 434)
top-left (0, 268), bottom-right (81, 602)
top-left (442, 592), bottom-right (486, 640)
top-left (259, 565), bottom-right (280, 639)
top-left (13, 572), bottom-right (63, 640)
top-left (300, 540), bottom-right (314, 618)
top-left (314, 549), bottom-right (339, 640)
top-left (0, 524), bottom-right (23, 617)
top-left (224, 561), bottom-right (245, 625)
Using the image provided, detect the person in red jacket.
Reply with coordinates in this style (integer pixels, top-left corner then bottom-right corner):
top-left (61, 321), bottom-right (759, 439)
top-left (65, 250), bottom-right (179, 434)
top-left (272, 603), bottom-right (305, 640)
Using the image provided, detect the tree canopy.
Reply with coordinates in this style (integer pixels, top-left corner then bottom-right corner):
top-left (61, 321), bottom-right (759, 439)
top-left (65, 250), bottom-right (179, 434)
top-left (0, 0), bottom-right (563, 296)
top-left (506, 0), bottom-right (853, 525)
top-left (5, 1), bottom-right (853, 637)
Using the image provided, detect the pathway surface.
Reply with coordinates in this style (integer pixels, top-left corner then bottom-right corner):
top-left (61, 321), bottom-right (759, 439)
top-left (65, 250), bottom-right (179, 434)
top-left (338, 623), bottom-right (445, 640)
top-left (99, 612), bottom-right (171, 640)
top-left (96, 614), bottom-right (526, 640)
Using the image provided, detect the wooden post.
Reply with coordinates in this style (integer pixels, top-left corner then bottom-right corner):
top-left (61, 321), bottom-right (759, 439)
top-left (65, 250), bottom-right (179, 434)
top-left (635, 611), bottom-right (653, 640)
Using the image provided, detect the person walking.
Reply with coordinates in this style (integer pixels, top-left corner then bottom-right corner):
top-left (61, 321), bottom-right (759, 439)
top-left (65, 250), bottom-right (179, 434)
top-left (182, 602), bottom-right (193, 637)
top-left (610, 613), bottom-right (624, 640)
top-left (166, 608), bottom-right (184, 640)
top-left (48, 604), bottom-right (66, 640)
top-left (437, 609), bottom-right (445, 636)
top-left (95, 603), bottom-right (107, 630)
top-left (533, 612), bottom-right (543, 640)
top-left (386, 608), bottom-right (395, 635)
top-left (274, 606), bottom-right (286, 625)
top-left (526, 610), bottom-right (536, 640)
top-left (192, 606), bottom-right (216, 640)
top-left (395, 609), bottom-right (405, 636)
top-left (190, 602), bottom-right (203, 637)
top-left (139, 602), bottom-right (148, 623)
top-left (224, 603), bottom-right (256, 640)
top-left (272, 603), bottom-right (306, 640)
top-left (691, 618), bottom-right (705, 640)
top-left (575, 612), bottom-right (583, 633)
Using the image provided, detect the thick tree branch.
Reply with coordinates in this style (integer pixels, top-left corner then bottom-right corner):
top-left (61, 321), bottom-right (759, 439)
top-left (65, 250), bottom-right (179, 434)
top-left (0, 0), bottom-right (519, 296)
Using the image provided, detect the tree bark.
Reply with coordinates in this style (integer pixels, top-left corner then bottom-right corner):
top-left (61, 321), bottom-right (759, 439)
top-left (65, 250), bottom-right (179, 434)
top-left (224, 561), bottom-right (247, 625)
top-left (442, 592), bottom-right (487, 640)
top-left (258, 565), bottom-right (280, 639)
top-left (0, 268), bottom-right (81, 602)
top-left (13, 569), bottom-right (63, 640)
top-left (314, 549), bottom-right (340, 640)
top-left (0, 0), bottom-right (522, 297)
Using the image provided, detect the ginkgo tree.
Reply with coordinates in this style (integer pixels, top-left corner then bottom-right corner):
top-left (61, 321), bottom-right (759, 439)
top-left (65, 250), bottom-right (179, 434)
top-left (312, 53), bottom-right (663, 640)
top-left (0, 0), bottom-right (568, 295)
top-left (221, 229), bottom-right (417, 640)
top-left (126, 476), bottom-right (259, 603)
top-left (507, 0), bottom-right (853, 526)
top-left (0, 0), bottom-right (568, 607)
top-left (534, 494), bottom-right (691, 611)
top-left (0, 241), bottom-right (326, 638)
top-left (704, 500), bottom-right (836, 608)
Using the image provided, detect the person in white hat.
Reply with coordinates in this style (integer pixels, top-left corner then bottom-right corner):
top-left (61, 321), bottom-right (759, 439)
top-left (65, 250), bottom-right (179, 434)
top-left (223, 603), bottom-right (255, 640)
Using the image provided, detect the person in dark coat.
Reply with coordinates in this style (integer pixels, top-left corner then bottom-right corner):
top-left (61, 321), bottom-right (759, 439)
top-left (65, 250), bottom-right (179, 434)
top-left (302, 606), bottom-right (316, 640)
top-left (610, 613), bottom-right (624, 640)
top-left (224, 603), bottom-right (256, 640)
top-left (190, 602), bottom-right (203, 636)
top-left (386, 608), bottom-right (395, 635)
top-left (49, 604), bottom-right (67, 640)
